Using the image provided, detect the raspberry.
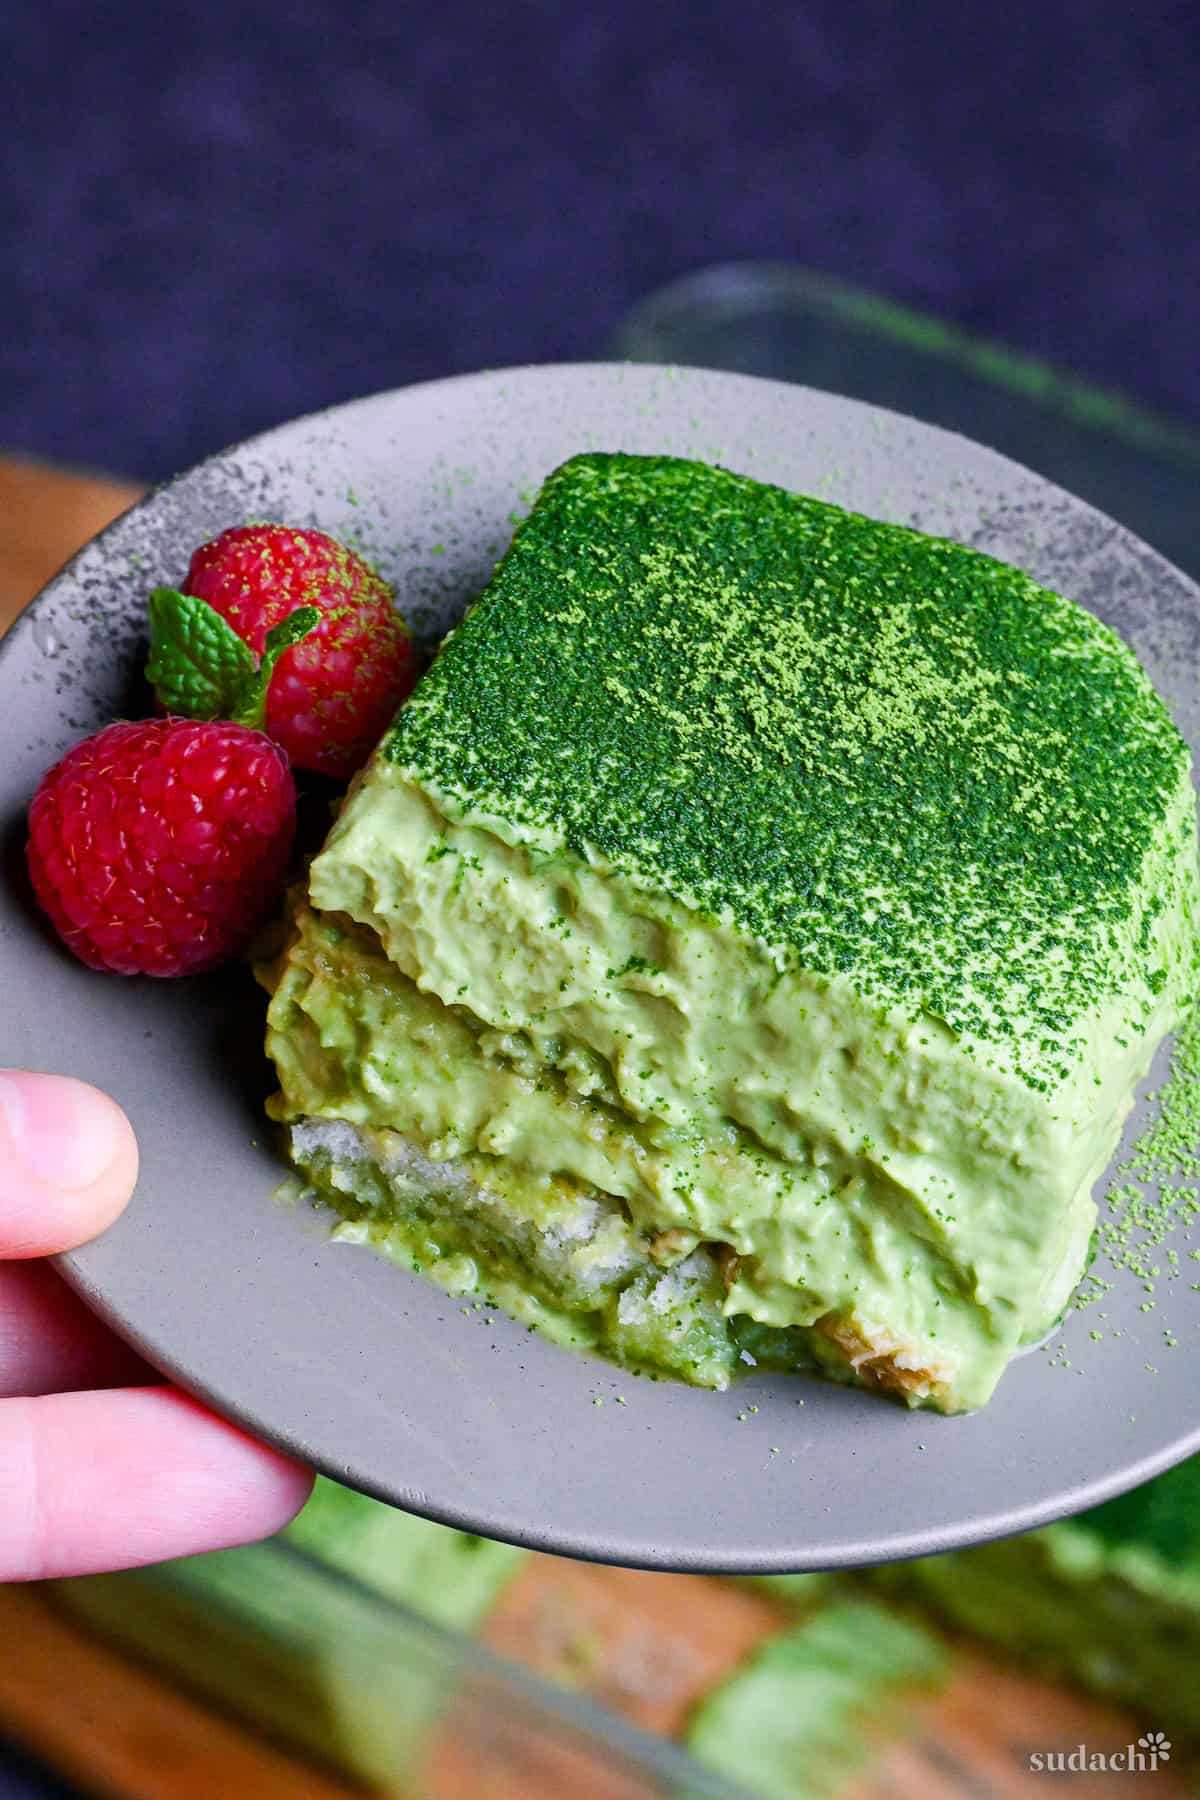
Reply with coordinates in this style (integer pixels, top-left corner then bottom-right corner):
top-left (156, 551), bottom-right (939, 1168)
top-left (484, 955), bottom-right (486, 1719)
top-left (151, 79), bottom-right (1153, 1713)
top-left (154, 525), bottom-right (417, 778)
top-left (27, 718), bottom-right (296, 977)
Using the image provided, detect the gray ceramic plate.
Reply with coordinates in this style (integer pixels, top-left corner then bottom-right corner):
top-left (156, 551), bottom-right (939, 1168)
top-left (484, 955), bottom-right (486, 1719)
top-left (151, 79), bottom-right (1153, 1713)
top-left (5, 365), bottom-right (1200, 1572)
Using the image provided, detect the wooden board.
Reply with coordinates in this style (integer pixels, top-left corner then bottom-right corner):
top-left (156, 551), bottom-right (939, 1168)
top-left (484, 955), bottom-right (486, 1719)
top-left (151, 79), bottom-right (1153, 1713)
top-left (0, 456), bottom-right (142, 629)
top-left (0, 460), bottom-right (1190, 1799)
top-left (481, 1558), bottom-right (1192, 1799)
top-left (0, 1587), bottom-right (357, 1800)
top-left (0, 1569), bottom-right (1190, 1800)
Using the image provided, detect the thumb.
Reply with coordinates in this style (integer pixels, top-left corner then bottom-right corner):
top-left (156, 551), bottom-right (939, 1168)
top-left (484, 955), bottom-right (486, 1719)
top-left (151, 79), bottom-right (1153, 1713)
top-left (0, 1073), bottom-right (138, 1258)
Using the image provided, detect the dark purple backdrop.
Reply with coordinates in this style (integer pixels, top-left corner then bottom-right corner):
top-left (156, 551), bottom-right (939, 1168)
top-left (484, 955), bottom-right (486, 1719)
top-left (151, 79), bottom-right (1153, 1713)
top-left (4, 0), bottom-right (1199, 484)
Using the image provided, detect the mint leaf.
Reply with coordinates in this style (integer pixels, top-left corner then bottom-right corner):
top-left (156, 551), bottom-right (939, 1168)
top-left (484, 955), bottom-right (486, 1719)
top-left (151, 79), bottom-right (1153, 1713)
top-left (231, 606), bottom-right (321, 730)
top-left (147, 592), bottom-right (321, 734)
top-left (146, 588), bottom-right (257, 719)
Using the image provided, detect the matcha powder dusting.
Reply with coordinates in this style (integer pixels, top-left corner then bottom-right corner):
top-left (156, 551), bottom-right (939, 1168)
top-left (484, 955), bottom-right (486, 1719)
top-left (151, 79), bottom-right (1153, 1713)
top-left (1079, 992), bottom-right (1200, 1318)
top-left (386, 452), bottom-right (1194, 1093)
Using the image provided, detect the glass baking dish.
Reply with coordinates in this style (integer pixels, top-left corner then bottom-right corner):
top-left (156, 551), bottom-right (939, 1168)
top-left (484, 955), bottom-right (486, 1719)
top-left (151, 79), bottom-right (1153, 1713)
top-left (55, 1536), bottom-right (746, 1798)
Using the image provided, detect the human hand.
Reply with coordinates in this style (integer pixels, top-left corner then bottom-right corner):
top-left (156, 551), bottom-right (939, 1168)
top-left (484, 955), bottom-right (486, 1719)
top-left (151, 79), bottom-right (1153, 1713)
top-left (0, 1070), bottom-right (313, 1580)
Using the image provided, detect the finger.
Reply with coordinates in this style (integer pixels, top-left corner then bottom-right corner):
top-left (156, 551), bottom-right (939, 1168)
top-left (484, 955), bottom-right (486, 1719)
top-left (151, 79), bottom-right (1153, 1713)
top-left (0, 1071), bottom-right (138, 1257)
top-left (0, 1263), bottom-right (150, 1397)
top-left (0, 1386), bottom-right (313, 1581)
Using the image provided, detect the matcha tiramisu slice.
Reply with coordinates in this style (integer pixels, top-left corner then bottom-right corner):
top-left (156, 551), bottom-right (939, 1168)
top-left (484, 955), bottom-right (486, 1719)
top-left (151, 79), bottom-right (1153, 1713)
top-left (264, 453), bottom-right (1200, 1411)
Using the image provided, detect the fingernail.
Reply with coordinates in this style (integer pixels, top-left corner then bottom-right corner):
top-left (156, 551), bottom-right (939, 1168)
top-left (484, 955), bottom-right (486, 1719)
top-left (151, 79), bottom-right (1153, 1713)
top-left (0, 1072), bottom-right (125, 1190)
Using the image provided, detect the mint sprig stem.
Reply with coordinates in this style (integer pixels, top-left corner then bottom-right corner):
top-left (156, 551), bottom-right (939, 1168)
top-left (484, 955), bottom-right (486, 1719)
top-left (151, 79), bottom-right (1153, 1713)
top-left (146, 589), bottom-right (320, 732)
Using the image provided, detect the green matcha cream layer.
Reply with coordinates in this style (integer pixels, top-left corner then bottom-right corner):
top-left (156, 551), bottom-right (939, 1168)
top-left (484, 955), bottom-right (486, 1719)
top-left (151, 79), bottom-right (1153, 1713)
top-left (264, 454), bottom-right (1200, 1412)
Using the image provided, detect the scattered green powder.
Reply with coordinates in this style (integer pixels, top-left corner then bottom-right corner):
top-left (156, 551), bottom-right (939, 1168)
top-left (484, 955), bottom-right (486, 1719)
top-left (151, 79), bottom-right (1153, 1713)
top-left (1077, 999), bottom-right (1200, 1316)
